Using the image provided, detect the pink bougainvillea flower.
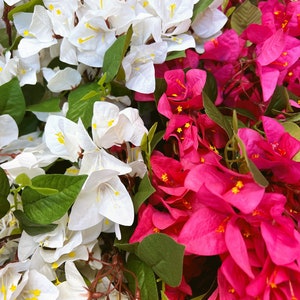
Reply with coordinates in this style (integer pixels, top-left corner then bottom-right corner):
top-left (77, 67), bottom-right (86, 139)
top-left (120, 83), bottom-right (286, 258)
top-left (252, 27), bottom-right (300, 101)
top-left (150, 150), bottom-right (189, 196)
top-left (157, 68), bottom-right (206, 118)
top-left (200, 29), bottom-right (245, 62)
top-left (246, 256), bottom-right (300, 299)
top-left (238, 116), bottom-right (300, 184)
top-left (216, 255), bottom-right (252, 299)
top-left (259, 0), bottom-right (300, 37)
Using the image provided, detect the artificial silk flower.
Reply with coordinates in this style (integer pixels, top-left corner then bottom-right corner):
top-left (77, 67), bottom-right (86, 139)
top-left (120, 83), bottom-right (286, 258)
top-left (0, 114), bottom-right (18, 149)
top-left (13, 5), bottom-right (57, 58)
top-left (42, 67), bottom-right (81, 93)
top-left (44, 115), bottom-right (81, 162)
top-left (68, 169), bottom-right (134, 231)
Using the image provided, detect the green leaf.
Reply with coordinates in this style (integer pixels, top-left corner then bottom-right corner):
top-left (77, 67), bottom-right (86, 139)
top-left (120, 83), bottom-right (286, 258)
top-left (192, 0), bottom-right (214, 21)
top-left (203, 91), bottom-right (233, 138)
top-left (102, 27), bottom-right (133, 83)
top-left (27, 98), bottom-right (61, 112)
top-left (166, 51), bottom-right (186, 61)
top-left (14, 210), bottom-right (57, 236)
top-left (15, 173), bottom-right (32, 187)
top-left (9, 0), bottom-right (44, 20)
top-left (282, 121), bottom-right (300, 141)
top-left (265, 85), bottom-right (292, 116)
top-left (22, 174), bottom-right (87, 224)
top-left (66, 82), bottom-right (100, 128)
top-left (235, 135), bottom-right (269, 187)
top-left (203, 71), bottom-right (218, 103)
top-left (22, 82), bottom-right (45, 106)
top-left (0, 77), bottom-right (26, 124)
top-left (133, 174), bottom-right (156, 213)
top-left (137, 233), bottom-right (185, 287)
top-left (126, 254), bottom-right (159, 300)
top-left (0, 167), bottom-right (10, 219)
top-left (231, 0), bottom-right (262, 35)
top-left (151, 130), bottom-right (164, 152)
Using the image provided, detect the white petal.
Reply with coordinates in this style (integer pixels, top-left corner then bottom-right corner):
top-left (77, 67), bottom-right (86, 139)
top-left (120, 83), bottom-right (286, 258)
top-left (0, 114), bottom-right (18, 148)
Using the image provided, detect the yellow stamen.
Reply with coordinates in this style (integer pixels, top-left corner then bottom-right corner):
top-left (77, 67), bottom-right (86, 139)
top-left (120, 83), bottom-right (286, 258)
top-left (55, 132), bottom-right (65, 144)
top-left (176, 105), bottom-right (183, 113)
top-left (161, 173), bottom-right (168, 182)
top-left (78, 35), bottom-right (95, 44)
top-left (169, 3), bottom-right (176, 18)
top-left (107, 119), bottom-right (114, 127)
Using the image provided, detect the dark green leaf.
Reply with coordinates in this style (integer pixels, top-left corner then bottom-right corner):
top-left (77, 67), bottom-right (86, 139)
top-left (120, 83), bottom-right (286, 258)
top-left (203, 71), bottom-right (217, 103)
top-left (9, 0), bottom-right (44, 20)
top-left (22, 174), bottom-right (87, 224)
top-left (0, 167), bottom-right (10, 219)
top-left (150, 130), bottom-right (164, 152)
top-left (14, 210), bottom-right (57, 236)
top-left (265, 85), bottom-right (292, 116)
top-left (137, 233), bottom-right (185, 287)
top-left (192, 0), bottom-right (214, 21)
top-left (22, 83), bottom-right (45, 106)
top-left (126, 254), bottom-right (159, 300)
top-left (231, 0), bottom-right (261, 35)
top-left (18, 112), bottom-right (39, 136)
top-left (203, 91), bottom-right (233, 138)
top-left (66, 82), bottom-right (99, 128)
top-left (133, 174), bottom-right (156, 213)
top-left (102, 27), bottom-right (133, 83)
top-left (0, 77), bottom-right (26, 124)
top-left (27, 98), bottom-right (61, 112)
top-left (154, 78), bottom-right (167, 104)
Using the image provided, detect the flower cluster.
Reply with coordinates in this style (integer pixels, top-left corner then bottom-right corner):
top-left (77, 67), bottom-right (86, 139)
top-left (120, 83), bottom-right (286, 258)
top-left (0, 0), bottom-right (300, 299)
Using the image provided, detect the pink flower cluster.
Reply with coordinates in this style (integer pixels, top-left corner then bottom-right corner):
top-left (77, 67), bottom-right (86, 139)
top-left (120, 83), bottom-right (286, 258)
top-left (130, 0), bottom-right (300, 298)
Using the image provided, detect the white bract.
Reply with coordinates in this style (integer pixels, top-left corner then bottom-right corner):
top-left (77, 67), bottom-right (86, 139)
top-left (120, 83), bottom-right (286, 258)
top-left (44, 115), bottom-right (81, 162)
top-left (122, 42), bottom-right (168, 93)
top-left (42, 67), bottom-right (81, 93)
top-left (68, 11), bottom-right (116, 67)
top-left (68, 169), bottom-right (134, 234)
top-left (13, 5), bottom-right (57, 57)
top-left (192, 0), bottom-right (228, 53)
top-left (92, 101), bottom-right (148, 148)
top-left (0, 114), bottom-right (18, 149)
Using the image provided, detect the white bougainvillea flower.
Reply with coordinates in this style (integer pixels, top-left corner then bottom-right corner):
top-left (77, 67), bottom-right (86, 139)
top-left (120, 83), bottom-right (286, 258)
top-left (18, 215), bottom-right (68, 262)
top-left (0, 152), bottom-right (45, 180)
top-left (0, 51), bottom-right (17, 85)
top-left (122, 42), bottom-right (168, 93)
top-left (131, 16), bottom-right (162, 46)
top-left (119, 107), bottom-right (149, 146)
top-left (44, 0), bottom-right (78, 37)
top-left (109, 0), bottom-right (151, 35)
top-left (16, 269), bottom-right (59, 300)
top-left (0, 114), bottom-right (18, 149)
top-left (44, 115), bottom-right (81, 162)
top-left (13, 5), bottom-right (57, 57)
top-left (191, 0), bottom-right (227, 53)
top-left (58, 261), bottom-right (130, 300)
top-left (147, 0), bottom-right (195, 32)
top-left (68, 169), bottom-right (134, 231)
top-left (42, 67), bottom-right (81, 93)
top-left (91, 101), bottom-right (148, 148)
top-left (163, 33), bottom-right (195, 52)
top-left (68, 11), bottom-right (116, 67)
top-left (13, 51), bottom-right (40, 86)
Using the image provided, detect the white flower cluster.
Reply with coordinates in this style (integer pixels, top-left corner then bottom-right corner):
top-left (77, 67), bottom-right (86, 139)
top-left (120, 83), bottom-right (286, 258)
top-left (0, 100), bottom-right (148, 299)
top-left (0, 0), bottom-right (227, 93)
